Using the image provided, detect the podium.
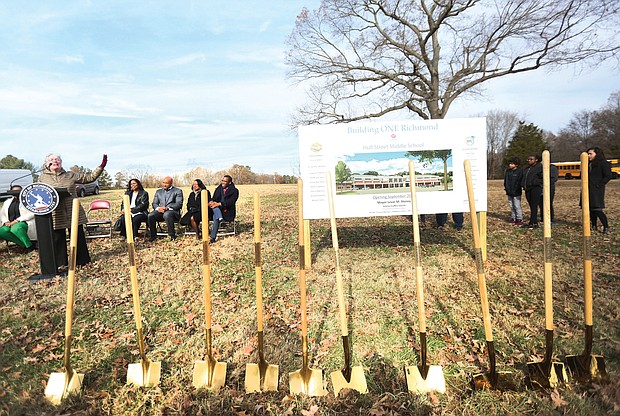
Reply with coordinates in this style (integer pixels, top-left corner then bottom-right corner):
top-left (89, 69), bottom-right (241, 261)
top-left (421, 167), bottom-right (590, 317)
top-left (17, 186), bottom-right (71, 282)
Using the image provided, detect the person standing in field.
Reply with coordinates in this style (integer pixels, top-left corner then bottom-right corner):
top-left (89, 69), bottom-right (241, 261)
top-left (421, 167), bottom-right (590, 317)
top-left (503, 156), bottom-right (523, 225)
top-left (586, 147), bottom-right (612, 233)
top-left (521, 154), bottom-right (543, 229)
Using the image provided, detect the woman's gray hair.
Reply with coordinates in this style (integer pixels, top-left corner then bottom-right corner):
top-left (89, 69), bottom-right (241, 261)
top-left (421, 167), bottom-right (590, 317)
top-left (44, 153), bottom-right (62, 167)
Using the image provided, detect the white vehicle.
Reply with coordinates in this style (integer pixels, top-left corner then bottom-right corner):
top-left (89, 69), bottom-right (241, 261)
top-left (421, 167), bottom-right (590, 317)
top-left (0, 169), bottom-right (33, 194)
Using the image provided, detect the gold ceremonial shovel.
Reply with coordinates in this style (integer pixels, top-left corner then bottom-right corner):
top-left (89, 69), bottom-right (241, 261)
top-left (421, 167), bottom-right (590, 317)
top-left (289, 179), bottom-right (328, 396)
top-left (326, 172), bottom-right (368, 396)
top-left (404, 161), bottom-right (446, 394)
top-left (465, 161), bottom-right (520, 391)
top-left (527, 151), bottom-right (568, 389)
top-left (565, 152), bottom-right (608, 382)
top-left (193, 190), bottom-right (227, 391)
top-left (124, 195), bottom-right (161, 387)
top-left (45, 198), bottom-right (84, 404)
top-left (245, 193), bottom-right (279, 392)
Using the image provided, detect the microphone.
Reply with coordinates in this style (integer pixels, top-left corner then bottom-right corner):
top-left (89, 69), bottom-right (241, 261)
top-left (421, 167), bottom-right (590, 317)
top-left (8, 163), bottom-right (52, 189)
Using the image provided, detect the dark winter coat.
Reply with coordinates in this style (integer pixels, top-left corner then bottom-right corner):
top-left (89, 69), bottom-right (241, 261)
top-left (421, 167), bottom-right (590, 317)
top-left (120, 189), bottom-right (149, 215)
top-left (588, 159), bottom-right (612, 209)
top-left (504, 167), bottom-right (523, 197)
top-left (212, 183), bottom-right (239, 222)
top-left (522, 162), bottom-right (542, 191)
top-left (180, 189), bottom-right (212, 225)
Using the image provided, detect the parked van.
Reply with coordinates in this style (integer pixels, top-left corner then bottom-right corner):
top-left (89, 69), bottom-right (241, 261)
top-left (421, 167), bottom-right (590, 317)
top-left (0, 169), bottom-right (33, 193)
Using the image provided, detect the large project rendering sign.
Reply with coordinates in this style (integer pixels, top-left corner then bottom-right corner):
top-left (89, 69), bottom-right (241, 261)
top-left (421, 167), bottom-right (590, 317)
top-left (299, 118), bottom-right (487, 219)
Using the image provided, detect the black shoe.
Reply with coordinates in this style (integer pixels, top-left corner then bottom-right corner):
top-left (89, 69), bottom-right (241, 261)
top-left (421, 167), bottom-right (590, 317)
top-left (602, 227), bottom-right (610, 234)
top-left (209, 237), bottom-right (216, 244)
top-left (148, 236), bottom-right (157, 242)
top-left (23, 245), bottom-right (37, 253)
top-left (168, 235), bottom-right (176, 241)
top-left (528, 223), bottom-right (539, 229)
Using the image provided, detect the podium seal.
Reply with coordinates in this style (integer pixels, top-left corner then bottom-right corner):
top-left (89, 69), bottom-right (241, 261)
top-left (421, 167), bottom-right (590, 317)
top-left (20, 183), bottom-right (60, 215)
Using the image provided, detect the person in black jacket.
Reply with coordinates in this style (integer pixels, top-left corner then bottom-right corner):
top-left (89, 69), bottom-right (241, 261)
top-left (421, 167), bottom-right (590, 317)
top-left (586, 147), bottom-right (612, 233)
top-left (119, 178), bottom-right (149, 239)
top-left (521, 154), bottom-right (543, 229)
top-left (208, 175), bottom-right (239, 243)
top-left (504, 157), bottom-right (523, 225)
top-left (180, 179), bottom-right (212, 239)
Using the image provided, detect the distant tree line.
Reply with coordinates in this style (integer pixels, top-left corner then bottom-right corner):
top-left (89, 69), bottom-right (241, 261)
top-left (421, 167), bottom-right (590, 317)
top-left (112, 164), bottom-right (297, 189)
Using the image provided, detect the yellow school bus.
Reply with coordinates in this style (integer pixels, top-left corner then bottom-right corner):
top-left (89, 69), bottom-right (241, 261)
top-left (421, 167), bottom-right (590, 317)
top-left (556, 159), bottom-right (620, 179)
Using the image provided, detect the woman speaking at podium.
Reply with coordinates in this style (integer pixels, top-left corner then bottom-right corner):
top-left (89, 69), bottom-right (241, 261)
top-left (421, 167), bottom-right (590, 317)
top-left (39, 153), bottom-right (107, 272)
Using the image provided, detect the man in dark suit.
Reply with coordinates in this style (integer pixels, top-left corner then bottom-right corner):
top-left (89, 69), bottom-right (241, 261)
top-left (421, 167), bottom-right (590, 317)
top-left (208, 174), bottom-right (239, 243)
top-left (147, 176), bottom-right (183, 241)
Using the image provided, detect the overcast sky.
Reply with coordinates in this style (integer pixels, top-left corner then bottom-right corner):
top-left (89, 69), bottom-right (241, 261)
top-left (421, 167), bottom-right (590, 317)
top-left (1, 1), bottom-right (617, 178)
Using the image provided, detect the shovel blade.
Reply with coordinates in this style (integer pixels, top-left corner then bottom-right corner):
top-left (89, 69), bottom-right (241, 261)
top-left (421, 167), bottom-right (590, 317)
top-left (472, 370), bottom-right (521, 391)
top-left (527, 361), bottom-right (568, 389)
top-left (289, 368), bottom-right (328, 396)
top-left (245, 363), bottom-right (279, 393)
top-left (405, 365), bottom-right (446, 394)
top-left (330, 366), bottom-right (368, 396)
top-left (192, 360), bottom-right (227, 391)
top-left (127, 361), bottom-right (161, 387)
top-left (565, 354), bottom-right (607, 382)
top-left (45, 371), bottom-right (84, 405)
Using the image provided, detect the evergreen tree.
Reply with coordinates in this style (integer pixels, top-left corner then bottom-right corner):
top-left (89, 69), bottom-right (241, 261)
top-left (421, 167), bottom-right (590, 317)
top-left (505, 122), bottom-right (547, 166)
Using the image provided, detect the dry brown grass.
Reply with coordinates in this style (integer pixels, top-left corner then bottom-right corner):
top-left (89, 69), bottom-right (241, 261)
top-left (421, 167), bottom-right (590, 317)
top-left (1, 180), bottom-right (619, 415)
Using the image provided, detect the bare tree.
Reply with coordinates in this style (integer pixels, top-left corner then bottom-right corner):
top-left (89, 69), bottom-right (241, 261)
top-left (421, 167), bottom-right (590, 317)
top-left (486, 110), bottom-right (519, 178)
top-left (550, 110), bottom-right (597, 160)
top-left (592, 91), bottom-right (620, 156)
top-left (287, 0), bottom-right (620, 125)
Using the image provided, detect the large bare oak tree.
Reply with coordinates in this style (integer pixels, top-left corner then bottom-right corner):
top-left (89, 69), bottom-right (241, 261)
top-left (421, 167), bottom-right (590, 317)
top-left (286, 0), bottom-right (620, 125)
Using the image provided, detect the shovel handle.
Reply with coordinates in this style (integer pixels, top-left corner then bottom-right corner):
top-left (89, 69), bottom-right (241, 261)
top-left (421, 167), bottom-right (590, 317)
top-left (64, 198), bottom-right (81, 338)
top-left (298, 180), bottom-right (308, 337)
top-left (254, 193), bottom-right (264, 332)
top-left (464, 161), bottom-right (493, 343)
top-left (201, 191), bottom-right (212, 331)
top-left (326, 172), bottom-right (349, 337)
top-left (542, 151), bottom-right (554, 331)
top-left (124, 195), bottom-right (142, 330)
top-left (408, 161), bottom-right (426, 333)
top-left (580, 152), bottom-right (593, 326)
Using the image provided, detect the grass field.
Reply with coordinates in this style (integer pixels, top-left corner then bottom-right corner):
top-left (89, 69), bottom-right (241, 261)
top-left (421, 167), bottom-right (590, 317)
top-left (1, 180), bottom-right (618, 415)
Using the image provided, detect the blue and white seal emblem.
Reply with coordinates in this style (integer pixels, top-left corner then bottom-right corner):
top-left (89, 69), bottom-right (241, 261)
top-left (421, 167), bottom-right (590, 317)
top-left (20, 183), bottom-right (60, 215)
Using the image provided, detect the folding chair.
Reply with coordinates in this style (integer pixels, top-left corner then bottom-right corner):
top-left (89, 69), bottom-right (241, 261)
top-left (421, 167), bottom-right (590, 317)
top-left (208, 220), bottom-right (236, 237)
top-left (217, 220), bottom-right (236, 236)
top-left (85, 199), bottom-right (113, 238)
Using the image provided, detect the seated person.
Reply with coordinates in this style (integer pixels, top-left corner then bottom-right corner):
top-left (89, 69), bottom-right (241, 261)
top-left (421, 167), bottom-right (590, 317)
top-left (147, 176), bottom-right (183, 241)
top-left (0, 185), bottom-right (37, 251)
top-left (118, 178), bottom-right (149, 240)
top-left (180, 179), bottom-right (212, 240)
top-left (208, 174), bottom-right (239, 243)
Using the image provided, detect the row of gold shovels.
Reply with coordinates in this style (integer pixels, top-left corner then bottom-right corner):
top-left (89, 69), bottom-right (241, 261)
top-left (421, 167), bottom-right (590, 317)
top-left (44, 152), bottom-right (606, 404)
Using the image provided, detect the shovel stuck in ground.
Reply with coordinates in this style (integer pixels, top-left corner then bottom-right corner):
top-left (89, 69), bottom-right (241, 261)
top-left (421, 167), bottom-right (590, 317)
top-left (464, 161), bottom-right (520, 391)
top-left (527, 151), bottom-right (568, 389)
top-left (193, 191), bottom-right (227, 391)
top-left (123, 195), bottom-right (161, 387)
top-left (565, 152), bottom-right (608, 383)
top-left (289, 179), bottom-right (327, 396)
top-left (245, 193), bottom-right (279, 393)
top-left (404, 161), bottom-right (446, 394)
top-left (45, 199), bottom-right (84, 404)
top-left (326, 172), bottom-right (368, 397)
